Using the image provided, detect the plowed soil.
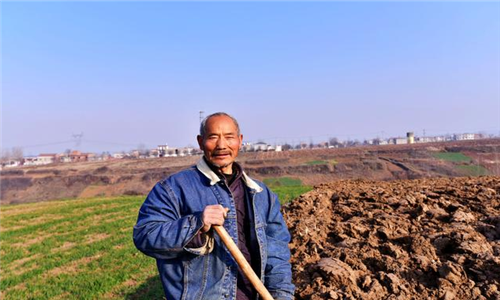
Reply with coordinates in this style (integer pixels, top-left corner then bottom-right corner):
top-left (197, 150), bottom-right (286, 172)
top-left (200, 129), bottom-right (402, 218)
top-left (285, 176), bottom-right (500, 300)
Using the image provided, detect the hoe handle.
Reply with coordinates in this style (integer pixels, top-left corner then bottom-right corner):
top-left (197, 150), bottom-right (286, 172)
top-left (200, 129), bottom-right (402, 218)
top-left (213, 225), bottom-right (274, 300)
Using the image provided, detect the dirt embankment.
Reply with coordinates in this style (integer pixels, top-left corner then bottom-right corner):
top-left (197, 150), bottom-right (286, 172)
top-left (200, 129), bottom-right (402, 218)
top-left (285, 176), bottom-right (500, 300)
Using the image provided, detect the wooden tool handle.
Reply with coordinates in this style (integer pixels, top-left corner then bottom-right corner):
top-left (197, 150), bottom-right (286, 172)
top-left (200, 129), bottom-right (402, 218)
top-left (213, 225), bottom-right (274, 300)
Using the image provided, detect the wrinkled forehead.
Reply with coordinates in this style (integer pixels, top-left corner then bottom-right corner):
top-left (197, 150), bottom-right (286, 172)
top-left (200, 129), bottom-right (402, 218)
top-left (204, 116), bottom-right (240, 135)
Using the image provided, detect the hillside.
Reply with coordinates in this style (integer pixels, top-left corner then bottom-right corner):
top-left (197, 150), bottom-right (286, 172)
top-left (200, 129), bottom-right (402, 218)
top-left (1, 139), bottom-right (499, 204)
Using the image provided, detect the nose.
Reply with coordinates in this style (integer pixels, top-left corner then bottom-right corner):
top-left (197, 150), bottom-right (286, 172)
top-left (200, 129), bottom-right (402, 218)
top-left (215, 136), bottom-right (227, 149)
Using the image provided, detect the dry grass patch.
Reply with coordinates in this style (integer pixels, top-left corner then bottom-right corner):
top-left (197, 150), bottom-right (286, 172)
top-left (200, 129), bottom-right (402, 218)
top-left (3, 282), bottom-right (27, 296)
top-left (12, 263), bottom-right (38, 276)
top-left (84, 233), bottom-right (111, 244)
top-left (1, 201), bottom-right (69, 217)
top-left (7, 215), bottom-right (66, 231)
top-left (113, 244), bottom-right (125, 250)
top-left (10, 235), bottom-right (46, 248)
top-left (81, 202), bottom-right (122, 213)
top-left (0, 225), bottom-right (25, 233)
top-left (46, 254), bottom-right (102, 277)
top-left (51, 241), bottom-right (76, 253)
top-left (51, 292), bottom-right (71, 300)
top-left (7, 254), bottom-right (41, 271)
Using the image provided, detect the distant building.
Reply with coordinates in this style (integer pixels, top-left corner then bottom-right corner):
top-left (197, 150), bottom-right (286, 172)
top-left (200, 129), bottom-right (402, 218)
top-left (407, 132), bottom-right (415, 144)
top-left (253, 142), bottom-right (269, 152)
top-left (69, 151), bottom-right (90, 162)
top-left (112, 153), bottom-right (125, 159)
top-left (2, 160), bottom-right (22, 168)
top-left (157, 144), bottom-right (169, 157)
top-left (242, 143), bottom-right (253, 152)
top-left (23, 157), bottom-right (38, 166)
top-left (455, 133), bottom-right (475, 141)
top-left (37, 153), bottom-right (57, 165)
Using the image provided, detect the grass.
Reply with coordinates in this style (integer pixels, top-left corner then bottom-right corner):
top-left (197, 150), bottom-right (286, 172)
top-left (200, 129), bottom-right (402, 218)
top-left (304, 159), bottom-right (337, 166)
top-left (0, 196), bottom-right (164, 300)
top-left (271, 186), bottom-right (313, 203)
top-left (263, 177), bottom-right (303, 187)
top-left (433, 152), bottom-right (472, 162)
top-left (456, 165), bottom-right (489, 176)
top-left (264, 177), bottom-right (313, 204)
top-left (432, 152), bottom-right (489, 177)
top-left (0, 184), bottom-right (313, 299)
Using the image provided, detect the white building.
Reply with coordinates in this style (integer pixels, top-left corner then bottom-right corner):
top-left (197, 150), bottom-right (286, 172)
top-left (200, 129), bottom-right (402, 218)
top-left (112, 153), bottom-right (125, 159)
top-left (394, 138), bottom-right (407, 145)
top-left (253, 142), bottom-right (269, 152)
top-left (3, 160), bottom-right (22, 168)
top-left (455, 133), bottom-right (475, 141)
top-left (37, 154), bottom-right (57, 165)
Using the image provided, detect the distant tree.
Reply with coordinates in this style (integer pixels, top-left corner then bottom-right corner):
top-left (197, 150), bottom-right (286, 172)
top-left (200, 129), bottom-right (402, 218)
top-left (282, 143), bottom-right (292, 151)
top-left (346, 140), bottom-right (361, 147)
top-left (11, 147), bottom-right (23, 160)
top-left (329, 137), bottom-right (342, 148)
top-left (1, 148), bottom-right (11, 162)
top-left (137, 143), bottom-right (147, 156)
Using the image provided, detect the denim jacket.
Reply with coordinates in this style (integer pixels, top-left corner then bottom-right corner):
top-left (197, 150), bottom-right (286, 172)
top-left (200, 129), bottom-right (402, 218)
top-left (133, 159), bottom-right (295, 300)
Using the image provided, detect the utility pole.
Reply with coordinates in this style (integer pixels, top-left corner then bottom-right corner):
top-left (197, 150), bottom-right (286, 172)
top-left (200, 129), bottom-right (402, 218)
top-left (199, 111), bottom-right (204, 124)
top-left (72, 132), bottom-right (84, 148)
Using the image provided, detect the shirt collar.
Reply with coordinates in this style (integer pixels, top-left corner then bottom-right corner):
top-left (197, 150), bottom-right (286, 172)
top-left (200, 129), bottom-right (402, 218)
top-left (196, 158), bottom-right (263, 193)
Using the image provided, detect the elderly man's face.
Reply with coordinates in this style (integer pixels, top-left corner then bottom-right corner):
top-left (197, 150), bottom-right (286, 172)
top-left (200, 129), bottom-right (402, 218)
top-left (197, 115), bottom-right (243, 174)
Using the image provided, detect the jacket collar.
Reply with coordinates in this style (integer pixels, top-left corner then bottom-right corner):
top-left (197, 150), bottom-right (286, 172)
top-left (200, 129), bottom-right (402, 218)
top-left (196, 158), bottom-right (263, 193)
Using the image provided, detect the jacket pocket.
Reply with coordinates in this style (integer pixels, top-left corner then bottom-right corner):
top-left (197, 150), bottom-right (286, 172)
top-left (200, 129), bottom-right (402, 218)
top-left (181, 254), bottom-right (210, 300)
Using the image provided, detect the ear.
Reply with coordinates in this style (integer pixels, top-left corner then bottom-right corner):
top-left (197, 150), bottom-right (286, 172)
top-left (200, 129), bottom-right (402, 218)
top-left (197, 135), bottom-right (204, 150)
top-left (238, 134), bottom-right (243, 148)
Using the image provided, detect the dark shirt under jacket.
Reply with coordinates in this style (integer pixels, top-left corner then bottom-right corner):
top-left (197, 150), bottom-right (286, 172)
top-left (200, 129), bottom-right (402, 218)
top-left (210, 160), bottom-right (258, 300)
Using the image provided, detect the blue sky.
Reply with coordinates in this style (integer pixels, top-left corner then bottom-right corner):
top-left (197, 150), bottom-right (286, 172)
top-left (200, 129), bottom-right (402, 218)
top-left (2, 2), bottom-right (500, 154)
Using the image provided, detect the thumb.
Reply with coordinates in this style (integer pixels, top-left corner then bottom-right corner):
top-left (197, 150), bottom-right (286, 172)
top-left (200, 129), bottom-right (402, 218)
top-left (223, 207), bottom-right (229, 218)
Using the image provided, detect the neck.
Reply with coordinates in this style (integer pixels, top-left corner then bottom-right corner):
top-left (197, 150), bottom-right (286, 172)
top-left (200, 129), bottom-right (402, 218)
top-left (219, 164), bottom-right (233, 175)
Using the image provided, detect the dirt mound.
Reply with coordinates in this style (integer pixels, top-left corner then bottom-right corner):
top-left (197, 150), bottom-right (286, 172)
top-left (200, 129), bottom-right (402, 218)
top-left (284, 176), bottom-right (500, 300)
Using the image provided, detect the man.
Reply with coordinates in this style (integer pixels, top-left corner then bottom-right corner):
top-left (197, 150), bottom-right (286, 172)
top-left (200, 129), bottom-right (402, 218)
top-left (133, 112), bottom-right (295, 300)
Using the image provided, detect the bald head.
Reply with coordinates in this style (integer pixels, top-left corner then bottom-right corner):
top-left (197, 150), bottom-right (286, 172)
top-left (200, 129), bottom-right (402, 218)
top-left (199, 112), bottom-right (240, 138)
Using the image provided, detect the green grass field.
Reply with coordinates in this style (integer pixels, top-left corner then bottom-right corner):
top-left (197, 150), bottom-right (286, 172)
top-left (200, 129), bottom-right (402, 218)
top-left (0, 196), bottom-right (164, 300)
top-left (433, 152), bottom-right (472, 162)
top-left (263, 177), bottom-right (313, 203)
top-left (263, 177), bottom-right (303, 187)
top-left (456, 165), bottom-right (489, 176)
top-left (0, 184), bottom-right (310, 299)
top-left (304, 159), bottom-right (337, 166)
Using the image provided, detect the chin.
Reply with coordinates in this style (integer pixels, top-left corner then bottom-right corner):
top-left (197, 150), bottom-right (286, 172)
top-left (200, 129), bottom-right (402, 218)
top-left (211, 160), bottom-right (231, 168)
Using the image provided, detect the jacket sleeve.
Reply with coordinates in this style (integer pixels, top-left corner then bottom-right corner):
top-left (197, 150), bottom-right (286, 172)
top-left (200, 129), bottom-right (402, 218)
top-left (133, 180), bottom-right (213, 260)
top-left (263, 189), bottom-right (296, 299)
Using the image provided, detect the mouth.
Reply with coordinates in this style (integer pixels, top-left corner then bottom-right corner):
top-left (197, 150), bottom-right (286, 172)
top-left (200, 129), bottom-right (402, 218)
top-left (213, 152), bottom-right (231, 158)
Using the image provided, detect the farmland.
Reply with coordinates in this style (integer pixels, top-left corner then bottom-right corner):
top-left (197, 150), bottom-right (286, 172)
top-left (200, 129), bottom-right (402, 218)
top-left (1, 139), bottom-right (499, 299)
top-left (2, 138), bottom-right (499, 205)
top-left (2, 176), bottom-right (499, 299)
top-left (0, 184), bottom-right (307, 300)
top-left (0, 196), bottom-right (164, 300)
